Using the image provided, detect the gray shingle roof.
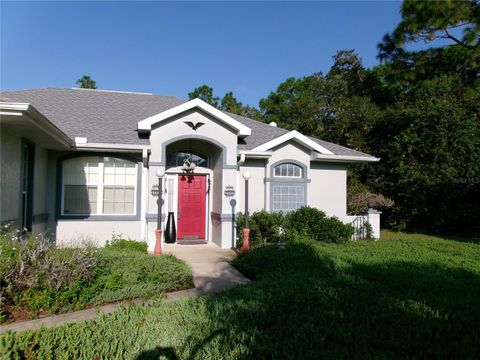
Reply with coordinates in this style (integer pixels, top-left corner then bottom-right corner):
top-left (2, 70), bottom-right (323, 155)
top-left (0, 87), bottom-right (374, 157)
top-left (1, 88), bottom-right (184, 145)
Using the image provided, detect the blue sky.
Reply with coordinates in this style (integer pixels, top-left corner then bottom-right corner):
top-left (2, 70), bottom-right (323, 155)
top-left (1, 1), bottom-right (402, 106)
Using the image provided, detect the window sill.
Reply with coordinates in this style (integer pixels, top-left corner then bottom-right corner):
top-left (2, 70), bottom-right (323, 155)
top-left (57, 214), bottom-right (140, 221)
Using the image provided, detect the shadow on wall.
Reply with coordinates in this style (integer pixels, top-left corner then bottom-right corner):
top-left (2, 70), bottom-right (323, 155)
top-left (135, 243), bottom-right (480, 359)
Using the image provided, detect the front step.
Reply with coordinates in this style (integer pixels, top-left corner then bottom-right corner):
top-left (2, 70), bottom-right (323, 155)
top-left (176, 240), bottom-right (208, 245)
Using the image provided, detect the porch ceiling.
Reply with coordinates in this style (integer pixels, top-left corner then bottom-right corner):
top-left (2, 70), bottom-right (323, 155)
top-left (0, 112), bottom-right (72, 150)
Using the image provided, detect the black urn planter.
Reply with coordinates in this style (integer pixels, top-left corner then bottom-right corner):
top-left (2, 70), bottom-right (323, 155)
top-left (164, 212), bottom-right (177, 243)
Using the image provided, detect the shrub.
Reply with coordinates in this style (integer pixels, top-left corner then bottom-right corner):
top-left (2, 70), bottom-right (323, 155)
top-left (284, 207), bottom-right (354, 243)
top-left (0, 231), bottom-right (99, 316)
top-left (353, 220), bottom-right (374, 240)
top-left (0, 230), bottom-right (192, 322)
top-left (236, 211), bottom-right (285, 247)
top-left (236, 207), bottom-right (355, 246)
top-left (105, 234), bottom-right (148, 253)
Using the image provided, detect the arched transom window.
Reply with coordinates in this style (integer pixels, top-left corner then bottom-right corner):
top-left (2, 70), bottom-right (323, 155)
top-left (62, 156), bottom-right (137, 215)
top-left (166, 151), bottom-right (209, 168)
top-left (274, 163), bottom-right (302, 178)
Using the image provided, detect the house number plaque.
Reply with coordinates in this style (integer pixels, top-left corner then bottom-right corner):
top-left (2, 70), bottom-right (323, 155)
top-left (224, 185), bottom-right (235, 198)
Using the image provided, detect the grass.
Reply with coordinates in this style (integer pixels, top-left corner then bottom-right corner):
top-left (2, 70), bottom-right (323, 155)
top-left (90, 249), bottom-right (193, 304)
top-left (1, 233), bottom-right (479, 359)
top-left (381, 229), bottom-right (480, 244)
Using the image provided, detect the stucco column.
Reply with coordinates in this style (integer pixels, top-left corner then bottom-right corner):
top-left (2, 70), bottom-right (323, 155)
top-left (218, 167), bottom-right (239, 249)
top-left (367, 208), bottom-right (382, 240)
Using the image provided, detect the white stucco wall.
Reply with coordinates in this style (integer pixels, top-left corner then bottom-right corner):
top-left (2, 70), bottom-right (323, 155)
top-left (56, 220), bottom-right (142, 247)
top-left (149, 109), bottom-right (238, 165)
top-left (238, 140), bottom-right (348, 222)
top-left (309, 162), bottom-right (347, 221)
top-left (238, 159), bottom-right (267, 214)
top-left (267, 141), bottom-right (312, 171)
top-left (146, 108), bottom-right (241, 249)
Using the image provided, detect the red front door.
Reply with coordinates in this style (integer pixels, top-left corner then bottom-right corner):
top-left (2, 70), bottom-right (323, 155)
top-left (177, 175), bottom-right (207, 240)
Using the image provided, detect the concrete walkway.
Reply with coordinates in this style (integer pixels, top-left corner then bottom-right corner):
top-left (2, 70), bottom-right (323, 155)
top-left (0, 243), bottom-right (249, 334)
top-left (164, 242), bottom-right (250, 294)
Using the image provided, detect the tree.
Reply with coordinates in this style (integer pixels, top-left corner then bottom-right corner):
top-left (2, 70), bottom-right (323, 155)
top-left (378, 0), bottom-right (480, 60)
top-left (188, 86), bottom-right (263, 119)
top-left (260, 50), bottom-right (382, 148)
top-left (76, 75), bottom-right (97, 89)
top-left (238, 105), bottom-right (263, 121)
top-left (259, 75), bottom-right (327, 136)
top-left (379, 76), bottom-right (480, 233)
top-left (220, 92), bottom-right (243, 114)
top-left (188, 85), bottom-right (219, 107)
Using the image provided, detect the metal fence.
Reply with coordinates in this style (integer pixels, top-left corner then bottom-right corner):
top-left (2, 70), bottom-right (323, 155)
top-left (351, 215), bottom-right (368, 240)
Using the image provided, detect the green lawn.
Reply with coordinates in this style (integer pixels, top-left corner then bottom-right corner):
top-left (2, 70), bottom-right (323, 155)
top-left (2, 234), bottom-right (479, 359)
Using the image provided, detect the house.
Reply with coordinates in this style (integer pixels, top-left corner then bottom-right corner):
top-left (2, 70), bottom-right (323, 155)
top-left (0, 88), bottom-right (380, 250)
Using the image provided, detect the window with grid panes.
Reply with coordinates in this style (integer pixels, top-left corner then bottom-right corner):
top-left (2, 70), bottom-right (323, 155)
top-left (272, 163), bottom-right (305, 212)
top-left (62, 156), bottom-right (136, 215)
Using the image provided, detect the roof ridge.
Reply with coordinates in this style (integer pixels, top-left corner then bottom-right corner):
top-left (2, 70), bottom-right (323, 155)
top-left (70, 88), bottom-right (154, 95)
top-left (0, 87), bottom-right (186, 102)
top-left (0, 87), bottom-right (58, 94)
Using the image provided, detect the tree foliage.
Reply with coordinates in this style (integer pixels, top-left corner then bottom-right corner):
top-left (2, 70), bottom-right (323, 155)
top-left (188, 85), bottom-right (263, 119)
top-left (188, 84), bottom-right (219, 107)
top-left (378, 0), bottom-right (480, 60)
top-left (186, 2), bottom-right (480, 235)
top-left (76, 75), bottom-right (97, 89)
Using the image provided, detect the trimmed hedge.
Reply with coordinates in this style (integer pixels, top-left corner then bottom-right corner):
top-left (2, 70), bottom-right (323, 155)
top-left (285, 206), bottom-right (354, 243)
top-left (236, 207), bottom-right (354, 247)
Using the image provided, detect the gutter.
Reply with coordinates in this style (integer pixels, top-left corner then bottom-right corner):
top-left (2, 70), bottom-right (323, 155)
top-left (312, 153), bottom-right (380, 163)
top-left (73, 138), bottom-right (150, 153)
top-left (238, 150), bottom-right (273, 160)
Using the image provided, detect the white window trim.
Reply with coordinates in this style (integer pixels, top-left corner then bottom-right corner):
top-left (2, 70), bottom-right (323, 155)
top-left (271, 184), bottom-right (306, 212)
top-left (61, 156), bottom-right (138, 217)
top-left (273, 163), bottom-right (302, 179)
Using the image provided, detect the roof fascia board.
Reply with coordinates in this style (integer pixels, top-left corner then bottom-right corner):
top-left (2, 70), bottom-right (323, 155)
top-left (252, 130), bottom-right (334, 154)
top-left (0, 102), bottom-right (30, 112)
top-left (137, 98), bottom-right (251, 136)
top-left (312, 153), bottom-right (380, 163)
top-left (238, 150), bottom-right (273, 159)
top-left (74, 141), bottom-right (150, 152)
top-left (1, 102), bottom-right (73, 148)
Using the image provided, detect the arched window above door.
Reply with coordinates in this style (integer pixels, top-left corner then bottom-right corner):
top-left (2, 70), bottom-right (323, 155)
top-left (166, 151), bottom-right (209, 168)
